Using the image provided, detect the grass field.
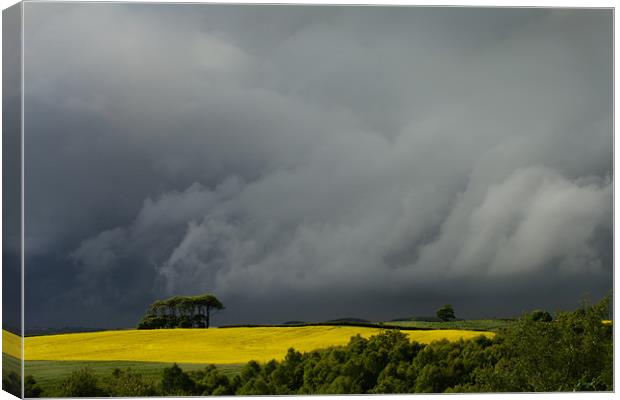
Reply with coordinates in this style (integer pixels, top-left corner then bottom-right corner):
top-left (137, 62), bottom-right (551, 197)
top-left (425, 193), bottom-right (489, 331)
top-left (8, 326), bottom-right (494, 364)
top-left (384, 319), bottom-right (515, 331)
top-left (2, 352), bottom-right (21, 386)
top-left (27, 357), bottom-right (240, 395)
top-left (1, 353), bottom-right (238, 396)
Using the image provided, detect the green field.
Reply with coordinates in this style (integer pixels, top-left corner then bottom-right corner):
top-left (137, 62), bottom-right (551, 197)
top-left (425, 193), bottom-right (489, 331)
top-left (383, 319), bottom-right (515, 331)
top-left (1, 353), bottom-right (240, 396)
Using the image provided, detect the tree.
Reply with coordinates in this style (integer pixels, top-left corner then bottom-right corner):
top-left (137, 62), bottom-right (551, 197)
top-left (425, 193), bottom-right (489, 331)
top-left (104, 368), bottom-right (157, 396)
top-left (137, 314), bottom-right (168, 329)
top-left (161, 363), bottom-right (197, 395)
top-left (149, 299), bottom-right (167, 316)
top-left (529, 309), bottom-right (553, 322)
top-left (436, 304), bottom-right (456, 322)
top-left (57, 367), bottom-right (106, 397)
top-left (192, 294), bottom-right (225, 328)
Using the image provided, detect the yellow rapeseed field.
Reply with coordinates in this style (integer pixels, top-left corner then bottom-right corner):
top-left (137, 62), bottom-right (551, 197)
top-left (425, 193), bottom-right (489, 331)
top-left (2, 329), bottom-right (22, 359)
top-left (13, 327), bottom-right (493, 364)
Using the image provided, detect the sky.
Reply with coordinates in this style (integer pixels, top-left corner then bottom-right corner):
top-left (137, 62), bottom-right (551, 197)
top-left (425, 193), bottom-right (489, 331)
top-left (18, 3), bottom-right (612, 329)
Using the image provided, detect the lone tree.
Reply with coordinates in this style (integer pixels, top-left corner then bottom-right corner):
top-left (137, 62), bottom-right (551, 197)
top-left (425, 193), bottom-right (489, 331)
top-left (138, 293), bottom-right (225, 329)
top-left (436, 304), bottom-right (456, 322)
top-left (529, 309), bottom-right (553, 322)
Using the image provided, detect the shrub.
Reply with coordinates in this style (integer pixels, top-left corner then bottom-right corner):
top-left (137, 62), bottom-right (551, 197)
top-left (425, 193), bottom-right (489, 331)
top-left (137, 314), bottom-right (167, 329)
top-left (57, 367), bottom-right (106, 397)
top-left (161, 363), bottom-right (196, 395)
top-left (104, 368), bottom-right (157, 396)
top-left (2, 371), bottom-right (21, 398)
top-left (529, 309), bottom-right (553, 322)
top-left (25, 375), bottom-right (43, 398)
top-left (189, 365), bottom-right (234, 395)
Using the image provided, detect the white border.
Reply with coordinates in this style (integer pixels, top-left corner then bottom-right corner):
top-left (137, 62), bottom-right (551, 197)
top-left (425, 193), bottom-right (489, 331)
top-left (0, 1), bottom-right (617, 400)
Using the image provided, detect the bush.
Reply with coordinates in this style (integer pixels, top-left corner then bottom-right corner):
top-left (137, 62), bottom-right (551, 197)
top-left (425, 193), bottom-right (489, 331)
top-left (189, 365), bottom-right (234, 395)
top-left (529, 309), bottom-right (553, 322)
top-left (161, 363), bottom-right (197, 395)
top-left (137, 314), bottom-right (167, 329)
top-left (57, 367), bottom-right (106, 397)
top-left (2, 371), bottom-right (21, 398)
top-left (25, 375), bottom-right (43, 398)
top-left (104, 368), bottom-right (157, 396)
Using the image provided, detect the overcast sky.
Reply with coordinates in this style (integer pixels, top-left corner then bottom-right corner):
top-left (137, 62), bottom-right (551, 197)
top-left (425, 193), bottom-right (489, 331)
top-left (21, 3), bottom-right (612, 329)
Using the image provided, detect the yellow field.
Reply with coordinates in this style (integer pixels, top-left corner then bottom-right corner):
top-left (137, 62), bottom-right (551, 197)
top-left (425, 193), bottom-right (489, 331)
top-left (8, 327), bottom-right (493, 364)
top-left (2, 329), bottom-right (22, 359)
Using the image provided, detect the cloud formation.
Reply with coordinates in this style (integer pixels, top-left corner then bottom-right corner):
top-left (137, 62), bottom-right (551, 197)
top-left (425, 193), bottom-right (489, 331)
top-left (23, 4), bottom-right (612, 328)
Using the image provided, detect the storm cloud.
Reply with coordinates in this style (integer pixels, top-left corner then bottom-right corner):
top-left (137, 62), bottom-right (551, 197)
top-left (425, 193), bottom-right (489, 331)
top-left (22, 4), bottom-right (612, 328)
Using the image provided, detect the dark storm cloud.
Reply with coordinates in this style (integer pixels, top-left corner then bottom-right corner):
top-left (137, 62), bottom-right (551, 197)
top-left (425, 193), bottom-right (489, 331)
top-left (22, 4), bottom-right (612, 328)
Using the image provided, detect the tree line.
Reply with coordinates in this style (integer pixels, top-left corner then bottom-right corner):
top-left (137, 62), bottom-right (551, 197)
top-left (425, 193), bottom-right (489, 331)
top-left (137, 293), bottom-right (224, 329)
top-left (26, 293), bottom-right (611, 396)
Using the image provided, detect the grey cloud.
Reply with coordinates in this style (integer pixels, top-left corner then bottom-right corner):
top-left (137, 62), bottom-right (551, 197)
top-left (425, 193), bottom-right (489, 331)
top-left (23, 4), bottom-right (612, 328)
top-left (417, 167), bottom-right (611, 278)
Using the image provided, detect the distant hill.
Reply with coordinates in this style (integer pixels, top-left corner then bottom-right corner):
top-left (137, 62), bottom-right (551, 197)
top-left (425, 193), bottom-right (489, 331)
top-left (325, 317), bottom-right (370, 324)
top-left (25, 326), bottom-right (109, 337)
top-left (282, 321), bottom-right (306, 325)
top-left (390, 316), bottom-right (465, 323)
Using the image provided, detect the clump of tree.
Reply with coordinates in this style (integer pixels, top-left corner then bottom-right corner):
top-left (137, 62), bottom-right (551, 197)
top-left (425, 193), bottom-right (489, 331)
top-left (436, 304), bottom-right (456, 321)
top-left (137, 293), bottom-right (224, 329)
top-left (56, 368), bottom-right (107, 397)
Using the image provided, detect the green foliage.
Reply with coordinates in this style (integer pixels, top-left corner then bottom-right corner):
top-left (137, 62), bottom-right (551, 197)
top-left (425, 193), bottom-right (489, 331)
top-left (25, 375), bottom-right (43, 398)
top-left (57, 367), bottom-right (106, 397)
top-left (136, 314), bottom-right (168, 330)
top-left (436, 304), bottom-right (456, 321)
top-left (189, 365), bottom-right (235, 395)
top-left (2, 371), bottom-right (20, 398)
top-left (161, 363), bottom-right (197, 395)
top-left (468, 294), bottom-right (613, 392)
top-left (103, 368), bottom-right (157, 396)
top-left (178, 316), bottom-right (193, 328)
top-left (529, 309), bottom-right (553, 322)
